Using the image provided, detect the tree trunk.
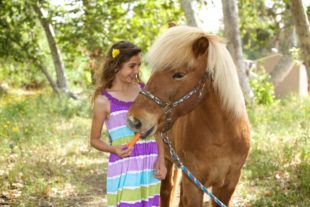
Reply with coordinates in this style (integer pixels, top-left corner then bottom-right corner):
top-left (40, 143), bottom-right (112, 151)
top-left (34, 59), bottom-right (60, 94)
top-left (180, 0), bottom-right (198, 26)
top-left (290, 0), bottom-right (310, 87)
top-left (221, 0), bottom-right (254, 103)
top-left (33, 3), bottom-right (68, 91)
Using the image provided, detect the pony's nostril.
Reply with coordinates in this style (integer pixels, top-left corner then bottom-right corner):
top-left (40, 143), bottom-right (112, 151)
top-left (128, 117), bottom-right (142, 129)
top-left (133, 118), bottom-right (142, 129)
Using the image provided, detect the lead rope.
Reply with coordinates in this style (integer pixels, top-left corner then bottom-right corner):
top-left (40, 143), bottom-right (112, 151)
top-left (161, 132), bottom-right (227, 207)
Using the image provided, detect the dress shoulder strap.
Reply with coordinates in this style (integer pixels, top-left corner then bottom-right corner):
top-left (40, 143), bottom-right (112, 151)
top-left (139, 82), bottom-right (145, 89)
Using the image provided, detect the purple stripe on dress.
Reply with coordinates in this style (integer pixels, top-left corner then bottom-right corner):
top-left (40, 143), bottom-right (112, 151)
top-left (107, 155), bottom-right (158, 177)
top-left (118, 194), bottom-right (160, 207)
top-left (109, 141), bottom-right (158, 163)
top-left (106, 112), bottom-right (128, 130)
top-left (103, 92), bottom-right (132, 113)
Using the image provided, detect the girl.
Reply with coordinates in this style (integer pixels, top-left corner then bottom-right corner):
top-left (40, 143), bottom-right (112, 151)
top-left (90, 41), bottom-right (166, 207)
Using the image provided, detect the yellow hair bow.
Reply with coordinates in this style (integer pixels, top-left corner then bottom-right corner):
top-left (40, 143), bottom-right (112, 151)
top-left (112, 48), bottom-right (120, 58)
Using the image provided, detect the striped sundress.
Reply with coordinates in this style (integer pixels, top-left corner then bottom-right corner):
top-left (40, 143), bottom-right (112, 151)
top-left (103, 91), bottom-right (160, 207)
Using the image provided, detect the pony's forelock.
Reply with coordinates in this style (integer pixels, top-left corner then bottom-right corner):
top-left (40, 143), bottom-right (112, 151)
top-left (147, 27), bottom-right (203, 71)
top-left (147, 26), bottom-right (245, 116)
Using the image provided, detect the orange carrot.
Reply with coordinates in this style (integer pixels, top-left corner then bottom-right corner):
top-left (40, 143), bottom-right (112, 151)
top-left (127, 133), bottom-right (141, 148)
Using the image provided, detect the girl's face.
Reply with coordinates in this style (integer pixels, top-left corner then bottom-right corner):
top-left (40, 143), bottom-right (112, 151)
top-left (116, 54), bottom-right (141, 84)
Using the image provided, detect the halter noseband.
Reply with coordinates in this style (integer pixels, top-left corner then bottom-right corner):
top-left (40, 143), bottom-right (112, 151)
top-left (139, 72), bottom-right (213, 132)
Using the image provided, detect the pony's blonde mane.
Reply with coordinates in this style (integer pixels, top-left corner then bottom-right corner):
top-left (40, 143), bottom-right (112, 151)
top-left (146, 26), bottom-right (245, 116)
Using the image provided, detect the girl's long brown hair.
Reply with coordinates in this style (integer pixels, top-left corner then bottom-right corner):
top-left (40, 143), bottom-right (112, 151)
top-left (92, 41), bottom-right (142, 102)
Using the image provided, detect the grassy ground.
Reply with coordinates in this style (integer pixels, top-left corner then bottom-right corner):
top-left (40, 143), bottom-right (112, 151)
top-left (0, 90), bottom-right (309, 207)
top-left (240, 96), bottom-right (310, 207)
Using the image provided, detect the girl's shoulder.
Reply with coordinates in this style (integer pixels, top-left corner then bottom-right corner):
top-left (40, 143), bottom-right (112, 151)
top-left (95, 94), bottom-right (110, 104)
top-left (94, 94), bottom-right (110, 113)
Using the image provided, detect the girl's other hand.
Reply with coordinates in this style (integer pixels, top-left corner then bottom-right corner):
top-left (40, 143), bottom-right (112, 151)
top-left (112, 145), bottom-right (133, 158)
top-left (154, 159), bottom-right (167, 180)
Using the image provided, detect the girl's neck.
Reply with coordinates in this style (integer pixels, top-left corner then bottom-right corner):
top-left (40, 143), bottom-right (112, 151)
top-left (107, 78), bottom-right (140, 102)
top-left (110, 78), bottom-right (137, 92)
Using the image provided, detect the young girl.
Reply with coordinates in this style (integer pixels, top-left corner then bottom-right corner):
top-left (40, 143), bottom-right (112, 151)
top-left (90, 41), bottom-right (166, 207)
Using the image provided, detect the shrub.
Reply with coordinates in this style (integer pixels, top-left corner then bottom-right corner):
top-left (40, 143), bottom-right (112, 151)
top-left (250, 72), bottom-right (275, 105)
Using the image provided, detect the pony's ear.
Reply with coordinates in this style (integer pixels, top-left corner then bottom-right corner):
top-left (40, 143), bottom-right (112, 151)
top-left (192, 37), bottom-right (209, 58)
top-left (168, 22), bottom-right (176, 28)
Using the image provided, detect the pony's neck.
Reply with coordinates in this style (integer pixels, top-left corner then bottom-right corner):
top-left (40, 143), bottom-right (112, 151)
top-left (194, 89), bottom-right (234, 130)
top-left (175, 90), bottom-right (232, 146)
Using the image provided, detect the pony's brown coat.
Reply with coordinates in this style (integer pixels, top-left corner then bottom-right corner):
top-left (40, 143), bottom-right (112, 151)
top-left (127, 26), bottom-right (250, 207)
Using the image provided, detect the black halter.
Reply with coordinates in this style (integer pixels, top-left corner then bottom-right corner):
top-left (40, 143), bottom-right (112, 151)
top-left (139, 72), bottom-right (213, 132)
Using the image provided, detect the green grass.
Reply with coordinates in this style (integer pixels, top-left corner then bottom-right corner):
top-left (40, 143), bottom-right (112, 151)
top-left (0, 90), bottom-right (108, 206)
top-left (239, 96), bottom-right (310, 206)
top-left (0, 91), bottom-right (309, 206)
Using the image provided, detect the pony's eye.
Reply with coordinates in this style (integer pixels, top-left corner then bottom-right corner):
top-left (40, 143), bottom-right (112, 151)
top-left (172, 72), bottom-right (185, 79)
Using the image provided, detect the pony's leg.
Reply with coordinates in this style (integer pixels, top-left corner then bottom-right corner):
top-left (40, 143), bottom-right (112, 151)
top-left (160, 159), bottom-right (176, 207)
top-left (179, 176), bottom-right (204, 207)
top-left (210, 170), bottom-right (241, 207)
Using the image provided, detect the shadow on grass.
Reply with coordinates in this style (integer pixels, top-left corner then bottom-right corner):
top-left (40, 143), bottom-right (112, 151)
top-left (46, 162), bottom-right (107, 207)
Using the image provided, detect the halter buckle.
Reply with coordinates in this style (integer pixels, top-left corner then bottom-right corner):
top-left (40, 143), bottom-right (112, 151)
top-left (162, 102), bottom-right (172, 114)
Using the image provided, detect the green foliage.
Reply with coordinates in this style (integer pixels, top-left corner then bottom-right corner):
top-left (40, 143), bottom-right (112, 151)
top-left (307, 5), bottom-right (310, 20)
top-left (53, 0), bottom-right (182, 57)
top-left (238, 0), bottom-right (290, 59)
top-left (0, 0), bottom-right (41, 61)
top-left (67, 0), bottom-right (182, 88)
top-left (289, 47), bottom-right (301, 60)
top-left (250, 72), bottom-right (275, 105)
top-left (0, 91), bottom-right (90, 144)
top-left (0, 61), bottom-right (46, 88)
top-left (0, 0), bottom-right (55, 88)
top-left (0, 0), bottom-right (182, 89)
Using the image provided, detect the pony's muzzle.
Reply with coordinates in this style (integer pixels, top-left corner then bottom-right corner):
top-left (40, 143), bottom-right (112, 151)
top-left (127, 116), bottom-right (142, 130)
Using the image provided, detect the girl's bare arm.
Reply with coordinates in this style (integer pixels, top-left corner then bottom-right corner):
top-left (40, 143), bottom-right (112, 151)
top-left (155, 133), bottom-right (165, 164)
top-left (90, 95), bottom-right (132, 157)
top-left (154, 133), bottom-right (167, 179)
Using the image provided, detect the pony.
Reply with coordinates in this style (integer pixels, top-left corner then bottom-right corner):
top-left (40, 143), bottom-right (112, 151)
top-left (127, 25), bottom-right (250, 207)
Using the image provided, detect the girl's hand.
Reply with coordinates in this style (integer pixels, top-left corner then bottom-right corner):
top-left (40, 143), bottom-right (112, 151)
top-left (154, 159), bottom-right (167, 180)
top-left (112, 145), bottom-right (133, 158)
